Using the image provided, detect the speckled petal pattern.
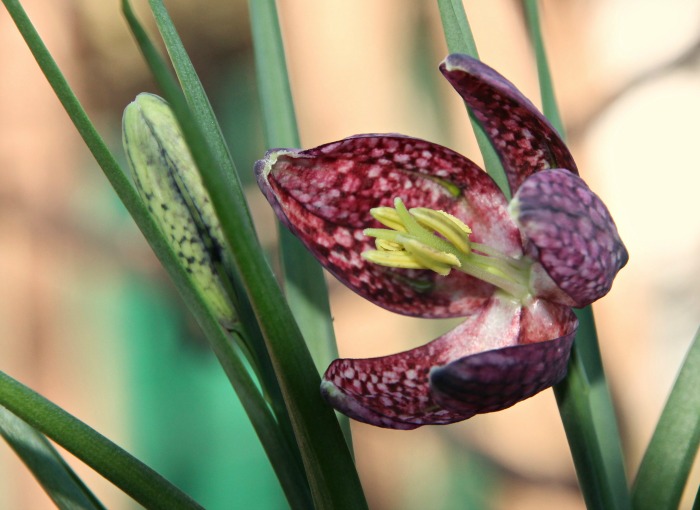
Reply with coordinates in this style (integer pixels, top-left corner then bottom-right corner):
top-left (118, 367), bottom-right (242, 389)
top-left (321, 297), bottom-right (522, 429)
top-left (321, 297), bottom-right (577, 429)
top-left (431, 300), bottom-right (577, 414)
top-left (440, 54), bottom-right (578, 194)
top-left (256, 134), bottom-right (522, 318)
top-left (512, 169), bottom-right (629, 307)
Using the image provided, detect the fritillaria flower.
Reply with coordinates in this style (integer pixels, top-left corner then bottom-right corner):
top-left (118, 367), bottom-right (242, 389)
top-left (255, 54), bottom-right (628, 430)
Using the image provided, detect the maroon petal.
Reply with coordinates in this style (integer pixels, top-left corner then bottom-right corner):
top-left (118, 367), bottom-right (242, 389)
top-left (321, 297), bottom-right (523, 429)
top-left (440, 54), bottom-right (578, 194)
top-left (430, 299), bottom-right (577, 415)
top-left (512, 169), bottom-right (628, 307)
top-left (256, 134), bottom-right (522, 318)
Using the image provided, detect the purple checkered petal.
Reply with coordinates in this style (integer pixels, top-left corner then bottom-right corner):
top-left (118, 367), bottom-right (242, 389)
top-left (320, 297), bottom-right (523, 429)
top-left (440, 54), bottom-right (578, 194)
top-left (256, 134), bottom-right (522, 318)
top-left (430, 299), bottom-right (577, 415)
top-left (512, 169), bottom-right (629, 307)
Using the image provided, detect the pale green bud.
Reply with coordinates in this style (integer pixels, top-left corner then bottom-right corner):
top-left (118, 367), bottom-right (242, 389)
top-left (122, 93), bottom-right (236, 327)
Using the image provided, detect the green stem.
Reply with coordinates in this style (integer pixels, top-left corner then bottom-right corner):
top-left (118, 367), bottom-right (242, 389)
top-left (554, 308), bottom-right (631, 510)
top-left (0, 372), bottom-right (202, 510)
top-left (141, 1), bottom-right (308, 501)
top-left (523, 2), bottom-right (631, 508)
top-left (522, 0), bottom-right (564, 135)
top-left (122, 3), bottom-right (315, 508)
top-left (521, 1), bottom-right (632, 507)
top-left (247, 0), bottom-right (353, 454)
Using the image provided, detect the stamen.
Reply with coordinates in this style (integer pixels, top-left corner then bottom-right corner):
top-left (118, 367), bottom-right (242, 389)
top-left (362, 249), bottom-right (425, 269)
top-left (402, 239), bottom-right (460, 276)
top-left (409, 208), bottom-right (472, 254)
top-left (370, 207), bottom-right (406, 232)
top-left (375, 238), bottom-right (403, 251)
top-left (361, 196), bottom-right (532, 300)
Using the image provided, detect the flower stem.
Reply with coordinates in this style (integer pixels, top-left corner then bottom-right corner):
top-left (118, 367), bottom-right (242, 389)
top-left (248, 0), bottom-right (341, 380)
top-left (523, 2), bottom-right (631, 507)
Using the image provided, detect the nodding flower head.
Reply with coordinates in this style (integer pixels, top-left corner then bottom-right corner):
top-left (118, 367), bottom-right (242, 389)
top-left (255, 54), bottom-right (627, 429)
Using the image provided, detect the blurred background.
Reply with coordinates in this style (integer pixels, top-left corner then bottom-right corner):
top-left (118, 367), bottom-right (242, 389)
top-left (1, 0), bottom-right (699, 508)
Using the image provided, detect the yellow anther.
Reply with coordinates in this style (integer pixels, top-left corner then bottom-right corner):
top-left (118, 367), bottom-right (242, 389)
top-left (409, 208), bottom-right (472, 254)
top-left (361, 249), bottom-right (425, 269)
top-left (403, 239), bottom-right (461, 276)
top-left (369, 207), bottom-right (406, 232)
top-left (375, 238), bottom-right (403, 251)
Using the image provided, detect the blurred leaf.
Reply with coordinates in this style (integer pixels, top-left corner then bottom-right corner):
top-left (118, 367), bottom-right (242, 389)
top-left (0, 406), bottom-right (105, 510)
top-left (632, 326), bottom-right (700, 510)
top-left (0, 372), bottom-right (202, 509)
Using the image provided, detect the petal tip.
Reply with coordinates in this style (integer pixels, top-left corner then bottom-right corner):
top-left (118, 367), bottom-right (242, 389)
top-left (514, 169), bottom-right (628, 307)
top-left (320, 378), bottom-right (420, 430)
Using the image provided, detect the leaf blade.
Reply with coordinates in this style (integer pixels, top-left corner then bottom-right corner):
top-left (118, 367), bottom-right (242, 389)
top-left (0, 372), bottom-right (203, 509)
top-left (632, 326), bottom-right (700, 510)
top-left (0, 406), bottom-right (106, 510)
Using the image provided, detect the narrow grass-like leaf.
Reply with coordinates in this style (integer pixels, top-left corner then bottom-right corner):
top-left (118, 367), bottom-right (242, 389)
top-left (247, 0), bottom-right (351, 452)
top-left (523, 3), bottom-right (631, 508)
top-left (248, 0), bottom-right (339, 377)
top-left (436, 0), bottom-right (510, 197)
top-left (123, 3), bottom-right (367, 508)
top-left (522, 0), bottom-right (564, 134)
top-left (554, 309), bottom-right (631, 510)
top-left (0, 406), bottom-right (105, 510)
top-left (121, 3), bottom-right (317, 508)
top-left (0, 372), bottom-right (202, 510)
top-left (144, 0), bottom-right (302, 470)
top-left (632, 326), bottom-right (700, 510)
top-left (0, 2), bottom-right (303, 507)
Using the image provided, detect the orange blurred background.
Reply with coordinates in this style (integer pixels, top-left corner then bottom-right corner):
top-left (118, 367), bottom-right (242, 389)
top-left (1, 1), bottom-right (699, 508)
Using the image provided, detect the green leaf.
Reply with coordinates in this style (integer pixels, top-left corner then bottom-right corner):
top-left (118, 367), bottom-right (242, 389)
top-left (632, 326), bottom-right (700, 510)
top-left (553, 308), bottom-right (631, 510)
top-left (0, 372), bottom-right (202, 509)
top-left (436, 0), bottom-right (510, 198)
top-left (0, 2), bottom-right (301, 507)
top-left (248, 0), bottom-right (340, 379)
top-left (0, 406), bottom-right (105, 510)
top-left (121, 3), bottom-right (317, 508)
top-left (142, 0), bottom-right (303, 472)
top-left (522, 0), bottom-right (564, 135)
top-left (123, 2), bottom-right (367, 508)
top-left (522, 3), bottom-right (631, 509)
top-left (247, 0), bottom-right (352, 452)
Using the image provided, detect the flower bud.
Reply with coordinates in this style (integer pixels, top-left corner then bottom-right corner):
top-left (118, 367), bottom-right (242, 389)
top-left (122, 93), bottom-right (236, 327)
